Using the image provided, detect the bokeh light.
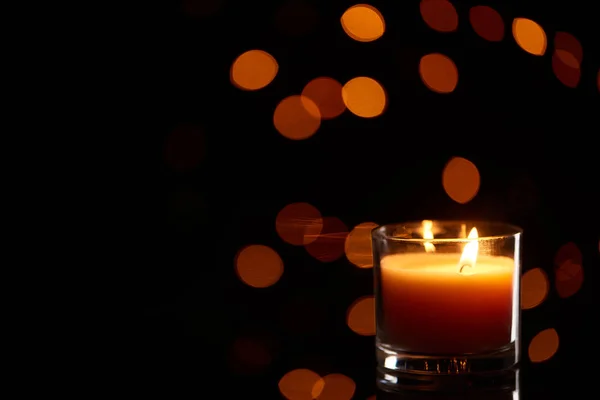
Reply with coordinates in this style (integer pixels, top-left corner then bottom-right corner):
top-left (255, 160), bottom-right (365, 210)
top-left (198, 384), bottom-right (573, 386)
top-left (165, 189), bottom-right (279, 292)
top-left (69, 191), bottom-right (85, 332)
top-left (164, 125), bottom-right (204, 171)
top-left (229, 336), bottom-right (272, 374)
top-left (554, 242), bottom-right (584, 298)
top-left (528, 328), bottom-right (559, 363)
top-left (442, 157), bottom-right (480, 204)
top-left (274, 95), bottom-right (321, 140)
top-left (347, 296), bottom-right (375, 336)
top-left (512, 18), bottom-right (547, 56)
top-left (521, 268), bottom-right (550, 310)
top-left (469, 5), bottom-right (504, 42)
top-left (420, 0), bottom-right (458, 33)
top-left (275, 0), bottom-right (318, 37)
top-left (419, 53), bottom-right (459, 94)
top-left (276, 202), bottom-right (324, 246)
top-left (345, 222), bottom-right (378, 268)
top-left (552, 51), bottom-right (581, 88)
top-left (342, 77), bottom-right (387, 118)
top-left (279, 369), bottom-right (323, 400)
top-left (340, 4), bottom-right (385, 42)
top-left (302, 77), bottom-right (346, 119)
top-left (552, 32), bottom-right (582, 88)
top-left (231, 50), bottom-right (279, 90)
top-left (312, 373), bottom-right (356, 400)
top-left (554, 32), bottom-right (583, 65)
top-left (235, 245), bottom-right (284, 288)
top-left (305, 217), bottom-right (348, 262)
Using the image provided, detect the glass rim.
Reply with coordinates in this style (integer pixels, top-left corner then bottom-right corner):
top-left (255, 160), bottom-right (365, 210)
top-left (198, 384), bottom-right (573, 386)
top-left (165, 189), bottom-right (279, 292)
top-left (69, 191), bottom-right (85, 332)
top-left (372, 220), bottom-right (523, 243)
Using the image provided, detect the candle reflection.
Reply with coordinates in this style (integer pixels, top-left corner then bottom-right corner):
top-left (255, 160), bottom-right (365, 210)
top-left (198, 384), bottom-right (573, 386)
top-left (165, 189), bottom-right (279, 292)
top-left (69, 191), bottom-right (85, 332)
top-left (376, 367), bottom-right (518, 399)
top-left (376, 388), bottom-right (519, 400)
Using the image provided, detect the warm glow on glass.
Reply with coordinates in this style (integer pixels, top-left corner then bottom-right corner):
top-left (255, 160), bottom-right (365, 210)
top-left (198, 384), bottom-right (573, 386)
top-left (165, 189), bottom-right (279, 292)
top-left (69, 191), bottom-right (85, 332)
top-left (420, 0), bottom-right (458, 33)
top-left (442, 157), bottom-right (480, 204)
top-left (342, 77), bottom-right (387, 118)
top-left (529, 328), bottom-right (559, 362)
top-left (231, 50), bottom-right (278, 90)
top-left (274, 95), bottom-right (321, 140)
top-left (469, 5), bottom-right (504, 42)
top-left (422, 220), bottom-right (435, 253)
top-left (419, 53), bottom-right (459, 94)
top-left (512, 18), bottom-right (547, 56)
top-left (340, 4), bottom-right (385, 42)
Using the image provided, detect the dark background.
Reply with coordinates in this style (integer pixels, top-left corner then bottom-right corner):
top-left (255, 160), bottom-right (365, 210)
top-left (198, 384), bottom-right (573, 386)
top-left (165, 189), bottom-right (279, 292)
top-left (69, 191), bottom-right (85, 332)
top-left (121, 0), bottom-right (599, 398)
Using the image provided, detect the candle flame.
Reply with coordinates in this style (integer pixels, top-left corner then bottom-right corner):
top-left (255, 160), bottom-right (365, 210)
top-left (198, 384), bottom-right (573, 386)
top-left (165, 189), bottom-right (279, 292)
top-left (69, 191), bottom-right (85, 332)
top-left (458, 227), bottom-right (478, 274)
top-left (422, 220), bottom-right (435, 252)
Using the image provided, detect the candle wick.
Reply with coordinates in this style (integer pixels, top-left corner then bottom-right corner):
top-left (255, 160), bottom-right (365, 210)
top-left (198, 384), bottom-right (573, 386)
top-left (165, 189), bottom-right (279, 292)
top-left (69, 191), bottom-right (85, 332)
top-left (459, 264), bottom-right (474, 275)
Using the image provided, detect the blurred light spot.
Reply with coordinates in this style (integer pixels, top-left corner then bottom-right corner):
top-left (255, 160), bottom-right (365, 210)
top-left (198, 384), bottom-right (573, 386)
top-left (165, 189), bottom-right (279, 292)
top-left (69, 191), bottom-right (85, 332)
top-left (276, 202), bottom-right (324, 246)
top-left (347, 296), bottom-right (375, 336)
top-left (512, 18), bottom-right (546, 56)
top-left (276, 0), bottom-right (318, 36)
top-left (367, 396), bottom-right (376, 400)
top-left (469, 5), bottom-right (504, 42)
top-left (342, 77), bottom-right (386, 118)
top-left (305, 217), bottom-right (348, 262)
top-left (312, 373), bottom-right (356, 400)
top-left (302, 77), bottom-right (346, 119)
top-left (555, 260), bottom-right (583, 298)
top-left (419, 53), bottom-right (458, 94)
top-left (345, 222), bottom-right (378, 268)
top-left (182, 0), bottom-right (221, 17)
top-left (420, 0), bottom-right (458, 33)
top-left (231, 50), bottom-right (278, 90)
top-left (340, 4), bottom-right (385, 42)
top-left (552, 50), bottom-right (581, 88)
top-left (597, 69), bottom-right (600, 92)
top-left (521, 268), bottom-right (549, 310)
top-left (165, 125), bottom-right (204, 171)
top-left (274, 95), bottom-right (321, 140)
top-left (554, 242), bottom-right (582, 266)
top-left (235, 245), bottom-right (284, 288)
top-left (528, 328), bottom-right (559, 363)
top-left (554, 243), bottom-right (583, 299)
top-left (554, 32), bottom-right (582, 64)
top-left (442, 157), bottom-right (480, 204)
top-left (279, 369), bottom-right (323, 400)
top-left (229, 336), bottom-right (272, 374)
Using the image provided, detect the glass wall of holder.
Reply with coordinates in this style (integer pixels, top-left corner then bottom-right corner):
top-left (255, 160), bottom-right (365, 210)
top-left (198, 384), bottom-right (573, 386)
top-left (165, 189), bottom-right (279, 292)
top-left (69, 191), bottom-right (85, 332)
top-left (372, 221), bottom-right (522, 392)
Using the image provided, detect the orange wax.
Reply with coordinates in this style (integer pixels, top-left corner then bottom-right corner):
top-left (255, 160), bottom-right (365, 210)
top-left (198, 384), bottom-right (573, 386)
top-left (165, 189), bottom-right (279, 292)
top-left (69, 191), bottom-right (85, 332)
top-left (380, 253), bottom-right (517, 355)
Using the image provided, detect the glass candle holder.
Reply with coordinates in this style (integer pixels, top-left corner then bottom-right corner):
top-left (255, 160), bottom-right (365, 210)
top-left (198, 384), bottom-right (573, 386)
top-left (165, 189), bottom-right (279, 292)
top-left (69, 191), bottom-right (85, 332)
top-left (372, 221), bottom-right (522, 392)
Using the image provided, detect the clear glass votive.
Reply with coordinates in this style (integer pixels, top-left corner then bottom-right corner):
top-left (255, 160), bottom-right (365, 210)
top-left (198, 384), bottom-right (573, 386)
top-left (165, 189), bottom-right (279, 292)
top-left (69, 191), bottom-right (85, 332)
top-left (372, 221), bottom-right (522, 392)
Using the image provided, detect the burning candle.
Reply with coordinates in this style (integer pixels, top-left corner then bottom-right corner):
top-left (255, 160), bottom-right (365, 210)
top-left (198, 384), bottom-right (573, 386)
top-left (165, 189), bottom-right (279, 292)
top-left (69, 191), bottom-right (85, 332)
top-left (372, 221), bottom-right (521, 389)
